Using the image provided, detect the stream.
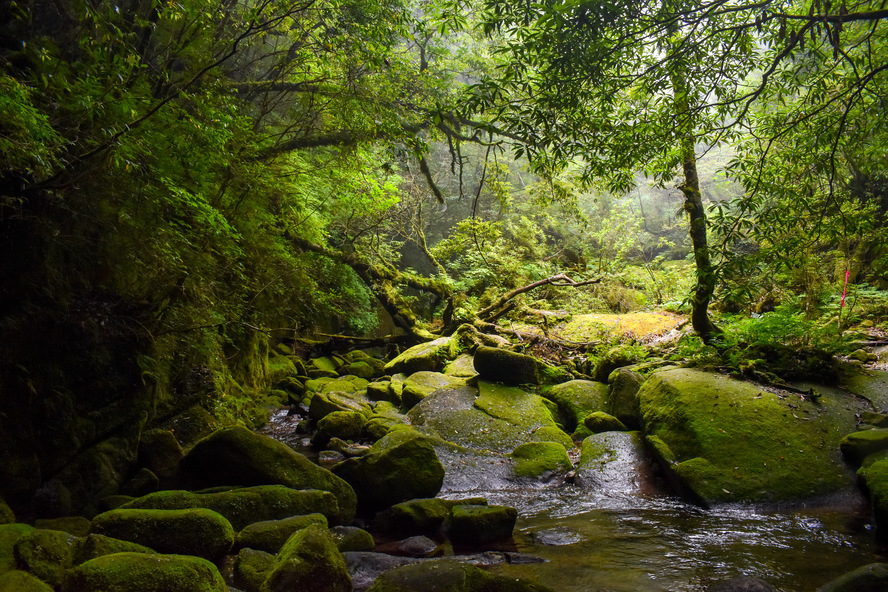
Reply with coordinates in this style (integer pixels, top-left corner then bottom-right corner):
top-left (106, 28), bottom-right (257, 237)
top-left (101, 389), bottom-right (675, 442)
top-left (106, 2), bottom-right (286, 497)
top-left (262, 408), bottom-right (887, 591)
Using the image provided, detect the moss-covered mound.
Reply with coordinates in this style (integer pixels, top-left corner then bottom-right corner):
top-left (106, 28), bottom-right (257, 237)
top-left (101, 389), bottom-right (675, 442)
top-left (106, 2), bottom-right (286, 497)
top-left (509, 442), bottom-right (572, 479)
top-left (401, 372), bottom-right (470, 411)
top-left (384, 337), bottom-right (456, 375)
top-left (235, 513), bottom-right (328, 554)
top-left (445, 504), bottom-right (517, 546)
top-left (260, 524), bottom-right (351, 592)
top-left (0, 499), bottom-right (13, 526)
top-left (607, 367), bottom-right (645, 429)
top-left (177, 426), bottom-right (356, 523)
top-left (233, 548), bottom-right (275, 592)
top-left (72, 533), bottom-right (155, 564)
top-left (472, 346), bottom-right (540, 385)
top-left (330, 525), bottom-right (375, 552)
top-left (366, 559), bottom-right (553, 592)
top-left (0, 570), bottom-right (53, 591)
top-left (574, 431), bottom-right (651, 492)
top-left (65, 552), bottom-right (227, 592)
top-left (90, 508), bottom-right (234, 560)
top-left (371, 498), bottom-right (487, 539)
top-left (12, 529), bottom-right (78, 588)
top-left (0, 523), bottom-right (34, 573)
top-left (542, 380), bottom-right (609, 434)
top-left (841, 429), bottom-right (888, 467)
top-left (332, 429), bottom-right (445, 511)
top-left (311, 411), bottom-right (367, 448)
top-left (639, 368), bottom-right (859, 504)
top-left (582, 412), bottom-right (627, 434)
top-left (857, 460), bottom-right (888, 540)
top-left (121, 485), bottom-right (340, 530)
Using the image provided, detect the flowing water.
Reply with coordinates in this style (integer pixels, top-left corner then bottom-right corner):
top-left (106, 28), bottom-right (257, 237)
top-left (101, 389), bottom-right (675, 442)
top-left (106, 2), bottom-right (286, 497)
top-left (263, 408), bottom-right (888, 591)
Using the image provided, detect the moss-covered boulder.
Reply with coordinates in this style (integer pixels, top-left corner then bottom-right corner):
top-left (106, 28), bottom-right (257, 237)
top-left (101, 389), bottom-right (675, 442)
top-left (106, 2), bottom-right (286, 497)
top-left (445, 504), bottom-right (517, 546)
top-left (0, 500), bottom-right (13, 526)
top-left (542, 380), bottom-right (609, 433)
top-left (443, 354), bottom-right (478, 378)
top-left (575, 431), bottom-right (652, 492)
top-left (509, 442), bottom-right (572, 479)
top-left (312, 411), bottom-right (367, 448)
top-left (593, 345), bottom-right (642, 382)
top-left (137, 428), bottom-right (184, 481)
top-left (0, 524), bottom-right (33, 573)
top-left (234, 548), bottom-right (274, 592)
top-left (582, 411), bottom-right (628, 434)
top-left (371, 498), bottom-right (485, 539)
top-left (332, 428), bottom-right (445, 511)
top-left (72, 533), bottom-right (155, 564)
top-left (639, 368), bottom-right (859, 504)
top-left (65, 552), bottom-right (226, 592)
top-left (408, 381), bottom-right (572, 453)
top-left (366, 559), bottom-right (552, 592)
top-left (858, 459), bottom-right (888, 540)
top-left (309, 391), bottom-right (373, 421)
top-left (122, 485), bottom-right (340, 530)
top-left (260, 524), bottom-right (351, 592)
top-left (177, 426), bottom-right (356, 523)
top-left (90, 508), bottom-right (234, 560)
top-left (235, 513), bottom-right (328, 553)
top-left (330, 525), bottom-right (375, 552)
top-left (816, 562), bottom-right (888, 592)
top-left (841, 429), bottom-right (888, 467)
top-left (607, 367), bottom-right (645, 429)
top-left (13, 529), bottom-right (77, 588)
top-left (401, 372), bottom-right (470, 410)
top-left (321, 375), bottom-right (370, 394)
top-left (342, 361), bottom-right (377, 380)
top-left (367, 380), bottom-right (395, 403)
top-left (472, 346), bottom-right (539, 385)
top-left (385, 337), bottom-right (456, 375)
top-left (33, 516), bottom-right (91, 537)
top-left (0, 570), bottom-right (53, 591)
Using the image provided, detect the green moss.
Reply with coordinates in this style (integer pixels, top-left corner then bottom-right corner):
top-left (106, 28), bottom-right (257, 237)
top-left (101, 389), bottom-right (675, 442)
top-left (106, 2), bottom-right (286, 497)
top-left (73, 533), bottom-right (155, 564)
top-left (443, 354), bottom-right (478, 378)
top-left (260, 524), bottom-right (351, 592)
top-left (122, 485), bottom-right (340, 530)
top-left (0, 500), bottom-right (13, 526)
top-left (384, 337), bottom-right (455, 375)
top-left (234, 548), bottom-right (275, 592)
top-left (582, 411), bottom-right (627, 434)
top-left (639, 368), bottom-right (859, 503)
top-left (330, 526), bottom-right (375, 552)
top-left (445, 504), bottom-right (517, 545)
top-left (472, 346), bottom-right (539, 385)
top-left (475, 382), bottom-right (573, 449)
top-left (90, 508), bottom-right (234, 560)
top-left (32, 516), bottom-right (91, 537)
top-left (0, 524), bottom-right (34, 574)
top-left (509, 442), bottom-right (572, 478)
top-left (309, 391), bottom-right (373, 421)
top-left (66, 552), bottom-right (226, 592)
top-left (366, 559), bottom-right (553, 592)
top-left (312, 411), bottom-right (367, 447)
top-left (858, 460), bottom-right (888, 540)
top-left (371, 498), bottom-right (454, 538)
top-left (542, 380), bottom-right (609, 432)
top-left (841, 429), bottom-right (888, 467)
top-left (401, 373), bottom-right (468, 410)
top-left (13, 528), bottom-right (77, 588)
top-left (0, 570), bottom-right (53, 591)
top-left (235, 514), bottom-right (328, 554)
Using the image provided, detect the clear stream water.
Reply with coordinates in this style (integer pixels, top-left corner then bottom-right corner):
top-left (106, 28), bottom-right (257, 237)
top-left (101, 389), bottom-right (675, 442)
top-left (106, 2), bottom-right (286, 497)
top-left (262, 408), bottom-right (887, 592)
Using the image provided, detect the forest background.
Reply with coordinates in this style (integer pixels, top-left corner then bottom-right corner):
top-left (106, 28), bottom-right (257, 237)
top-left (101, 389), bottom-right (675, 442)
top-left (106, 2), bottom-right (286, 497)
top-left (1, 0), bottom-right (887, 505)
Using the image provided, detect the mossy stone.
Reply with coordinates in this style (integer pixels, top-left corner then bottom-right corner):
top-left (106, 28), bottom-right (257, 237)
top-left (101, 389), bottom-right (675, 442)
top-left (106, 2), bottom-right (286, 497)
top-left (260, 524), bottom-right (351, 592)
top-left (858, 460), bottom-right (888, 540)
top-left (401, 372), bottom-right (469, 410)
top-left (365, 559), bottom-right (553, 592)
top-left (13, 528), bottom-right (77, 587)
top-left (366, 381), bottom-right (394, 402)
top-left (122, 485), bottom-right (340, 530)
top-left (639, 368), bottom-right (857, 504)
top-left (177, 426), bottom-right (356, 523)
top-left (473, 382), bottom-right (573, 449)
top-left (582, 411), bottom-right (627, 434)
top-left (841, 429), bottom-right (888, 467)
top-left (90, 508), bottom-right (234, 560)
top-left (443, 354), bottom-right (478, 378)
top-left (363, 415), bottom-right (405, 441)
top-left (371, 498), bottom-right (463, 538)
top-left (445, 504), bottom-right (517, 546)
top-left (309, 391), bottom-right (373, 421)
top-left (593, 345), bottom-right (641, 382)
top-left (311, 411), bottom-right (367, 448)
top-left (330, 525), bottom-right (375, 552)
top-left (233, 548), bottom-right (275, 592)
top-left (268, 355), bottom-right (298, 385)
top-left (310, 357), bottom-right (339, 375)
top-left (33, 516), bottom-right (91, 537)
top-left (816, 562), bottom-right (888, 592)
top-left (0, 500), bottom-right (13, 526)
top-left (0, 570), bottom-right (53, 591)
top-left (510, 442), bottom-right (572, 479)
top-left (121, 467), bottom-right (160, 497)
top-left (384, 337), bottom-right (455, 375)
top-left (65, 552), bottom-right (226, 592)
top-left (0, 524), bottom-right (34, 573)
top-left (575, 432), bottom-right (653, 492)
top-left (332, 429), bottom-right (445, 511)
top-left (235, 513), bottom-right (328, 553)
top-left (607, 367), bottom-right (645, 429)
top-left (138, 428), bottom-right (184, 480)
top-left (321, 376), bottom-right (370, 393)
top-left (72, 533), bottom-right (155, 564)
top-left (342, 362), bottom-right (376, 380)
top-left (472, 346), bottom-right (539, 385)
top-left (542, 380), bottom-right (609, 433)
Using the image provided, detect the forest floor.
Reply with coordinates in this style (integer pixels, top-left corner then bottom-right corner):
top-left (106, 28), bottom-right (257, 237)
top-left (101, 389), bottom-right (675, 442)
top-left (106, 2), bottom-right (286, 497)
top-left (514, 311), bottom-right (686, 344)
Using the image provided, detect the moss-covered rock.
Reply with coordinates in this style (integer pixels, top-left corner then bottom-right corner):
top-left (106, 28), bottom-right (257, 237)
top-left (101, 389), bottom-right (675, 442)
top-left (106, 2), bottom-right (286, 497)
top-left (384, 337), bottom-right (455, 375)
top-left (234, 548), bottom-right (275, 592)
top-left (443, 355), bottom-right (479, 378)
top-left (363, 414), bottom-right (406, 441)
top-left (858, 459), bottom-right (888, 540)
top-left (121, 485), bottom-right (340, 530)
top-left (330, 525), bottom-right (375, 552)
top-left (177, 426), bottom-right (356, 523)
top-left (816, 562), bottom-right (888, 592)
top-left (472, 346), bottom-right (539, 385)
top-left (639, 368), bottom-right (858, 504)
top-left (542, 380), bottom-right (609, 433)
top-left (120, 467), bottom-right (160, 497)
top-left (309, 356), bottom-right (339, 376)
top-left (445, 504), bottom-right (517, 546)
top-left (312, 411), bottom-right (367, 448)
top-left (607, 367), bottom-right (644, 429)
top-left (332, 429), bottom-right (445, 511)
top-left (582, 411), bottom-right (627, 434)
top-left (841, 429), bottom-right (888, 467)
top-left (401, 372), bottom-right (470, 410)
top-left (260, 524), bottom-right (351, 592)
top-left (366, 558), bottom-right (552, 592)
top-left (138, 428), bottom-right (184, 480)
top-left (90, 508), bottom-right (234, 560)
top-left (32, 516), bottom-right (91, 537)
top-left (0, 524), bottom-right (33, 574)
top-left (367, 380), bottom-right (395, 402)
top-left (321, 375), bottom-right (370, 394)
top-left (235, 513), bottom-right (328, 553)
top-left (509, 442), bottom-right (572, 479)
top-left (72, 533), bottom-right (155, 564)
top-left (158, 405), bottom-right (217, 449)
top-left (13, 529), bottom-right (77, 587)
top-left (575, 431), bottom-right (651, 492)
top-left (371, 498), bottom-right (479, 539)
top-left (0, 570), bottom-right (53, 591)
top-left (0, 500), bottom-right (13, 526)
top-left (65, 552), bottom-right (227, 592)
top-left (309, 391), bottom-right (373, 422)
top-left (593, 345), bottom-right (642, 382)
top-left (342, 361), bottom-right (377, 380)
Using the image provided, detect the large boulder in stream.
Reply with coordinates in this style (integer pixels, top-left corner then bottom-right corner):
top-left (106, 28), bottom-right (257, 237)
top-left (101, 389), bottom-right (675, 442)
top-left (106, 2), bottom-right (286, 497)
top-left (575, 431), bottom-right (656, 492)
top-left (366, 559), bottom-right (553, 592)
top-left (176, 426), bottom-right (356, 523)
top-left (541, 380), bottom-right (609, 436)
top-left (385, 337), bottom-right (456, 375)
top-left (639, 368), bottom-right (860, 504)
top-left (332, 428), bottom-right (445, 511)
top-left (261, 523), bottom-right (352, 592)
top-left (65, 552), bottom-right (227, 592)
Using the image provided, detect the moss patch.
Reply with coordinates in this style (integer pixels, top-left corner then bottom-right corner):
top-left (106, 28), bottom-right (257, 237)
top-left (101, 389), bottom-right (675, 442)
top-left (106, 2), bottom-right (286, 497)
top-left (639, 368), bottom-right (860, 504)
top-left (509, 442), bottom-right (572, 479)
top-left (366, 559), bottom-right (553, 592)
top-left (0, 524), bottom-right (33, 574)
top-left (235, 513), bottom-right (328, 554)
top-left (260, 524), bottom-right (351, 592)
top-left (66, 552), bottom-right (226, 592)
top-left (12, 529), bottom-right (77, 588)
top-left (0, 570), bottom-right (53, 591)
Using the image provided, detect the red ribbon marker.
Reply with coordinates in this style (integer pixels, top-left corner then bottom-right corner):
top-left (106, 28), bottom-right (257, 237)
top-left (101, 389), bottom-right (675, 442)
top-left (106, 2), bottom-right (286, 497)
top-left (841, 269), bottom-right (850, 308)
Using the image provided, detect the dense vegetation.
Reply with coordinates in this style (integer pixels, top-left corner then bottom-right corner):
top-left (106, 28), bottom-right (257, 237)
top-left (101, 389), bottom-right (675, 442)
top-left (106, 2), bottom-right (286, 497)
top-left (1, 0), bottom-right (887, 507)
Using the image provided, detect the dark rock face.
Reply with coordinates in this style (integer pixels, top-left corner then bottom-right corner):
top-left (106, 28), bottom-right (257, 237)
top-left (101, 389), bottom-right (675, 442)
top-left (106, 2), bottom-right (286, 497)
top-left (708, 576), bottom-right (777, 592)
top-left (472, 346), bottom-right (539, 385)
